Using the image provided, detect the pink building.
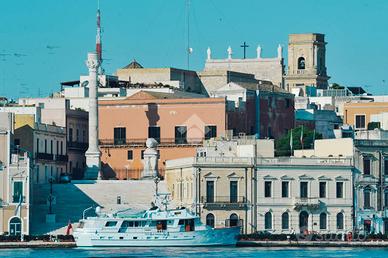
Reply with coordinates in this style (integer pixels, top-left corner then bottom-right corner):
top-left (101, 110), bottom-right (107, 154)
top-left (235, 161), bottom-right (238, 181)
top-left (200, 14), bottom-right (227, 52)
top-left (98, 91), bottom-right (227, 179)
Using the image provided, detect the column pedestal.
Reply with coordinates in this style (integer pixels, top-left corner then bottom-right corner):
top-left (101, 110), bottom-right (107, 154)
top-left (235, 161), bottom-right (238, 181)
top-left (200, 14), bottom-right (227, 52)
top-left (84, 151), bottom-right (101, 180)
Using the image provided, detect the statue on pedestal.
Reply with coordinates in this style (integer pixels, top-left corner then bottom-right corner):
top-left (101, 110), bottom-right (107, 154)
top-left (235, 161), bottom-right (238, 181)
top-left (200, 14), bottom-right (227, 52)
top-left (142, 138), bottom-right (159, 179)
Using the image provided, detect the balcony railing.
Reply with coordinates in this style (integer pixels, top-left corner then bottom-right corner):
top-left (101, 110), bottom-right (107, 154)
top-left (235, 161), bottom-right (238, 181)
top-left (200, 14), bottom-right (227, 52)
top-left (12, 195), bottom-right (26, 203)
top-left (293, 197), bottom-right (321, 211)
top-left (67, 141), bottom-right (88, 151)
top-left (201, 196), bottom-right (248, 210)
top-left (99, 138), bottom-right (204, 147)
top-left (257, 157), bottom-right (353, 167)
top-left (55, 154), bottom-right (69, 162)
top-left (201, 196), bottom-right (247, 203)
top-left (36, 153), bottom-right (54, 161)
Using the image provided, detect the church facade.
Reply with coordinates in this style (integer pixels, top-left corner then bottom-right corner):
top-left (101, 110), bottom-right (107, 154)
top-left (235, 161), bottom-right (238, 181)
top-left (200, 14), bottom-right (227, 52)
top-left (202, 45), bottom-right (285, 94)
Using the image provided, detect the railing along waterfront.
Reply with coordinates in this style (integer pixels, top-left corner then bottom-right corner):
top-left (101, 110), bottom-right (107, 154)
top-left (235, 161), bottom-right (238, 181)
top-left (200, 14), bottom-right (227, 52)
top-left (99, 138), bottom-right (204, 146)
top-left (256, 157), bottom-right (353, 166)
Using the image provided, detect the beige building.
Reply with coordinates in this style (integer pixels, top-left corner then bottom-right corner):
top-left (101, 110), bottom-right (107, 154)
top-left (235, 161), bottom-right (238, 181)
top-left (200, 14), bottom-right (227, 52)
top-left (166, 138), bottom-right (354, 234)
top-left (0, 112), bottom-right (31, 236)
top-left (285, 33), bottom-right (330, 95)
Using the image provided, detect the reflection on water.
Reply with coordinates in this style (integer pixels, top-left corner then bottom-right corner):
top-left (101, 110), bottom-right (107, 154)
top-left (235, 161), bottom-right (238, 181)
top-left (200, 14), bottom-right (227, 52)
top-left (0, 247), bottom-right (388, 258)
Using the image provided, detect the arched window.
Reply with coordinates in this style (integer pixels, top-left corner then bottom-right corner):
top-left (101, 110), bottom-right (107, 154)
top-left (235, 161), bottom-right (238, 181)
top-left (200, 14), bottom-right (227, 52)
top-left (320, 213), bottom-right (327, 230)
top-left (281, 212), bottom-right (289, 230)
top-left (206, 213), bottom-right (215, 228)
top-left (9, 217), bottom-right (22, 236)
top-left (265, 212), bottom-right (272, 230)
top-left (336, 213), bottom-right (344, 230)
top-left (299, 211), bottom-right (309, 233)
top-left (298, 57), bottom-right (305, 69)
top-left (229, 213), bottom-right (239, 227)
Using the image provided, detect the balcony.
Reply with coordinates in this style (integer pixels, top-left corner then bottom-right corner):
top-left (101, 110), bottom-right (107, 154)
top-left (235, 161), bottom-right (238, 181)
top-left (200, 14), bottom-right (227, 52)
top-left (67, 141), bottom-right (88, 151)
top-left (35, 152), bottom-right (54, 161)
top-left (12, 195), bottom-right (26, 203)
top-left (201, 196), bottom-right (248, 210)
top-left (256, 157), bottom-right (353, 167)
top-left (99, 138), bottom-right (204, 147)
top-left (293, 197), bottom-right (321, 211)
top-left (55, 154), bottom-right (69, 162)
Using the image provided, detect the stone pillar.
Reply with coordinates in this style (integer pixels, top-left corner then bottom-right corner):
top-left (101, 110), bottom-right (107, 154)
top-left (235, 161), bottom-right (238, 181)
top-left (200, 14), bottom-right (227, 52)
top-left (142, 138), bottom-right (159, 179)
top-left (84, 52), bottom-right (101, 180)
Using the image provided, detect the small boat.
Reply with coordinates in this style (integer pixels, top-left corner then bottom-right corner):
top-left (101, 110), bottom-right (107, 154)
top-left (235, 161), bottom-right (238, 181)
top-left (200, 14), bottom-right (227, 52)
top-left (73, 179), bottom-right (240, 247)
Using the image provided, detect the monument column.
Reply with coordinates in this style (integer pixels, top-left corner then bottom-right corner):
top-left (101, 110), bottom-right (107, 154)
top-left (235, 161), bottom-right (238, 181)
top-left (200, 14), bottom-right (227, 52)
top-left (84, 52), bottom-right (101, 180)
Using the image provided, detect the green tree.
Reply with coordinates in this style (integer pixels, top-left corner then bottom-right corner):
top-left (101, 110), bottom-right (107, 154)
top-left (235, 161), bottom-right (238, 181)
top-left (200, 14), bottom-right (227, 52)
top-left (331, 83), bottom-right (344, 89)
top-left (275, 126), bottom-right (322, 157)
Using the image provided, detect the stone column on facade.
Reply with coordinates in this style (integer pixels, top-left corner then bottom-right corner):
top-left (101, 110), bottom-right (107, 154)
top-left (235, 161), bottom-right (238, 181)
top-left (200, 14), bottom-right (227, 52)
top-left (314, 45), bottom-right (318, 69)
top-left (84, 52), bottom-right (101, 180)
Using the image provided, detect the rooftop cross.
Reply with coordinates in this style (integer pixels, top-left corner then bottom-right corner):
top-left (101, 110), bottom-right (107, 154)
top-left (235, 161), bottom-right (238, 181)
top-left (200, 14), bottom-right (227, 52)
top-left (240, 41), bottom-right (249, 59)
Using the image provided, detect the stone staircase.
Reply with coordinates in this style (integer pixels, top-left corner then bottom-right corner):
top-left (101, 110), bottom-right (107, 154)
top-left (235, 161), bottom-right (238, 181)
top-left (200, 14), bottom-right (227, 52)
top-left (30, 180), bottom-right (167, 235)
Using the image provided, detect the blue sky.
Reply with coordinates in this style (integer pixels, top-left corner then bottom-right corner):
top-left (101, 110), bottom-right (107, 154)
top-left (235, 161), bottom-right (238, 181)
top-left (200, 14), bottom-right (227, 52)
top-left (0, 0), bottom-right (388, 99)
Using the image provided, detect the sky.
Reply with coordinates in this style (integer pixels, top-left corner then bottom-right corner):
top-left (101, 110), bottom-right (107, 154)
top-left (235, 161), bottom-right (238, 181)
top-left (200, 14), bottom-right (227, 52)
top-left (0, 0), bottom-right (388, 99)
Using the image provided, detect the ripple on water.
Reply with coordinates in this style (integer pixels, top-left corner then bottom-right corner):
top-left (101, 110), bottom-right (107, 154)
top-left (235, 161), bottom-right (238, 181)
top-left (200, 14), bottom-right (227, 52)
top-left (0, 247), bottom-right (388, 258)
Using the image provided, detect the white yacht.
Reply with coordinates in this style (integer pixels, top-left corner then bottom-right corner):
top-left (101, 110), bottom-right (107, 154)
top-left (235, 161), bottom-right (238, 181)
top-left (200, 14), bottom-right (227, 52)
top-left (73, 180), bottom-right (240, 247)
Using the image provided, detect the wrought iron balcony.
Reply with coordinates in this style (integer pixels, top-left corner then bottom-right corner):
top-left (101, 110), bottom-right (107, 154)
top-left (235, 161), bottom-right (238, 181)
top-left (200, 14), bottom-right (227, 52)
top-left (201, 196), bottom-right (248, 210)
top-left (99, 138), bottom-right (204, 147)
top-left (35, 152), bottom-right (54, 161)
top-left (55, 154), bottom-right (69, 162)
top-left (293, 197), bottom-right (321, 211)
top-left (67, 141), bottom-right (88, 151)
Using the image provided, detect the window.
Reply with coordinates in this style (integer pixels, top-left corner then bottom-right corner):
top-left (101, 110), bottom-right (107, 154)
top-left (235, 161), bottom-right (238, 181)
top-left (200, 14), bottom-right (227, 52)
top-left (69, 128), bottom-right (73, 142)
top-left (141, 150), bottom-right (145, 160)
top-left (264, 181), bottom-right (272, 198)
top-left (285, 98), bottom-right (291, 108)
top-left (206, 181), bottom-right (214, 203)
top-left (230, 181), bottom-right (238, 203)
top-left (60, 141), bottom-right (63, 155)
top-left (363, 158), bottom-right (371, 175)
top-left (336, 213), bottom-right (344, 230)
top-left (206, 213), bottom-right (215, 228)
top-left (281, 181), bottom-right (289, 198)
top-left (298, 57), bottom-right (305, 69)
top-left (320, 213), bottom-right (327, 230)
top-left (56, 140), bottom-right (59, 155)
top-left (364, 188), bottom-right (371, 209)
top-left (50, 140), bottom-right (53, 154)
top-left (36, 138), bottom-right (39, 153)
top-left (114, 127), bottom-right (126, 145)
top-left (384, 159), bottom-right (388, 175)
top-left (319, 182), bottom-right (327, 198)
top-left (355, 115), bottom-right (366, 129)
top-left (13, 182), bottom-right (23, 203)
top-left (76, 129), bottom-right (79, 142)
top-left (105, 221), bottom-right (118, 227)
top-left (281, 212), bottom-right (289, 230)
top-left (148, 126), bottom-right (160, 143)
top-left (265, 212), bottom-right (272, 230)
top-left (267, 127), bottom-right (272, 138)
top-left (228, 213), bottom-right (239, 227)
top-left (44, 139), bottom-right (47, 153)
top-left (127, 150), bottom-right (133, 160)
top-left (384, 190), bottom-right (388, 208)
top-left (204, 126), bottom-right (217, 140)
top-left (300, 182), bottom-right (308, 198)
top-left (175, 126), bottom-right (187, 144)
top-left (336, 182), bottom-right (344, 198)
top-left (299, 211), bottom-right (309, 231)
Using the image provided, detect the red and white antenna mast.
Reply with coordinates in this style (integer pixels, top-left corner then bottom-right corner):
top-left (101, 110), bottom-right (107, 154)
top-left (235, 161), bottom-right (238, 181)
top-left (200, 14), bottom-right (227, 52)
top-left (96, 0), bottom-right (103, 74)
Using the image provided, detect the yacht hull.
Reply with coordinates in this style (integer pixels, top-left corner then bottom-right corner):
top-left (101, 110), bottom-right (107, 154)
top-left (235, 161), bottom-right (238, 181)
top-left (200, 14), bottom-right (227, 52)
top-left (74, 227), bottom-right (240, 247)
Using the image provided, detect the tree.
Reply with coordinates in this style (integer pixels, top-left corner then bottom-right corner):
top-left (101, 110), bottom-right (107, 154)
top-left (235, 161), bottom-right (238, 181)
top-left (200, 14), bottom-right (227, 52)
top-left (275, 126), bottom-right (322, 157)
top-left (331, 83), bottom-right (344, 90)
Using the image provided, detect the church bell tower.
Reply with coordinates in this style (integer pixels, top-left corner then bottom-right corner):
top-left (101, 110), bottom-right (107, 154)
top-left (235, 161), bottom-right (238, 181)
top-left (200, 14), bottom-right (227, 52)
top-left (285, 33), bottom-right (330, 96)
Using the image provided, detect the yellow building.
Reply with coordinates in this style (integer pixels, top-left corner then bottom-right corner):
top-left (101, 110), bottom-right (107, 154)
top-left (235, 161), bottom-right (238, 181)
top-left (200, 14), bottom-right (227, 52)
top-left (344, 102), bottom-right (388, 130)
